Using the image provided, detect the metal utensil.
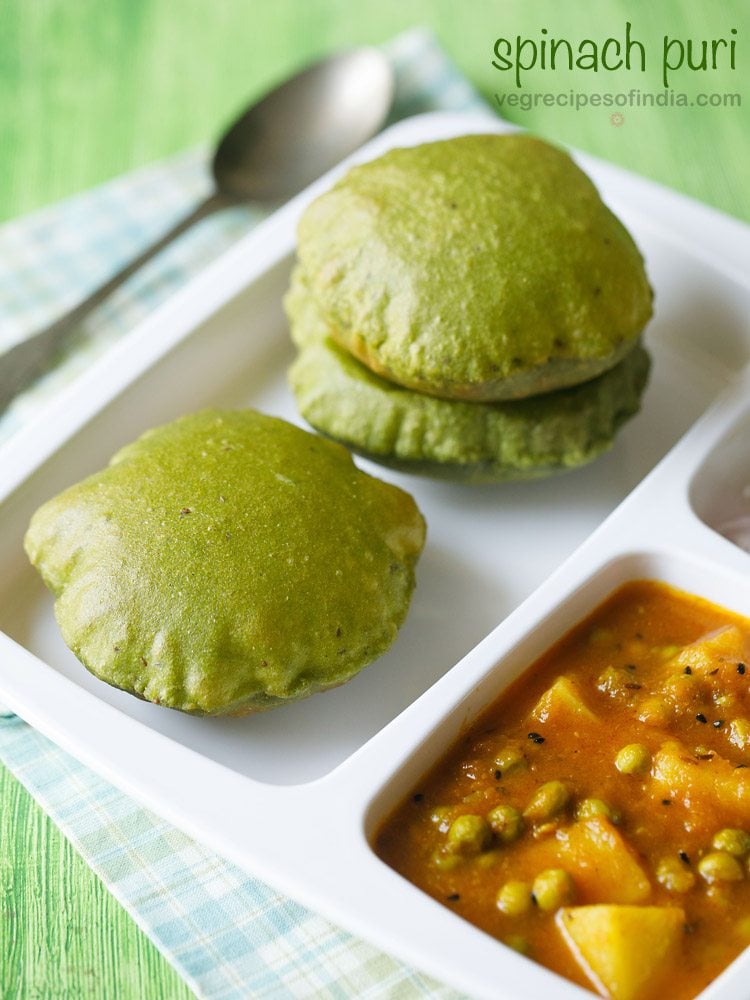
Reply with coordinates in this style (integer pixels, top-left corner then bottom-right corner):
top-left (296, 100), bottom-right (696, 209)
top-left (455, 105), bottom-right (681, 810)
top-left (0, 47), bottom-right (393, 412)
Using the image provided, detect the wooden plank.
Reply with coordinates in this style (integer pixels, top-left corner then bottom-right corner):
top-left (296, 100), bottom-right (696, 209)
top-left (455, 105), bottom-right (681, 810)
top-left (0, 763), bottom-right (195, 1000)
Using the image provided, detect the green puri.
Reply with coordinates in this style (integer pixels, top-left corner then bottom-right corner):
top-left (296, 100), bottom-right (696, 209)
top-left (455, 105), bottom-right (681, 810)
top-left (288, 325), bottom-right (651, 483)
top-left (25, 409), bottom-right (426, 715)
top-left (294, 133), bottom-right (653, 401)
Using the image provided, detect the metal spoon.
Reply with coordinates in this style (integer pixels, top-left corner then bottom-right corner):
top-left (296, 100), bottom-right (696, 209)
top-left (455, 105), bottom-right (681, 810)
top-left (0, 47), bottom-right (393, 412)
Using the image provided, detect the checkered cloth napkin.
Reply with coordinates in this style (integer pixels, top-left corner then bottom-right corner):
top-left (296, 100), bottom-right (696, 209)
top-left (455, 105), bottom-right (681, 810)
top-left (0, 29), bottom-right (484, 1000)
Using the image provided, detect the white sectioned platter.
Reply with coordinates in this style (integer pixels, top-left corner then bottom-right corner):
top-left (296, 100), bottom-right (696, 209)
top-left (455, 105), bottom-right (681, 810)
top-left (1, 110), bottom-right (750, 1000)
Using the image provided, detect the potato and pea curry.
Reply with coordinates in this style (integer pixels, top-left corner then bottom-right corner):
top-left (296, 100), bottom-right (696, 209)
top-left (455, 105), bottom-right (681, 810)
top-left (375, 581), bottom-right (750, 999)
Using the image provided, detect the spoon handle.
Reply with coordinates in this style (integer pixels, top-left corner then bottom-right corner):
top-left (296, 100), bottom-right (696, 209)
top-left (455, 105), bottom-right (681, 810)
top-left (0, 190), bottom-right (231, 414)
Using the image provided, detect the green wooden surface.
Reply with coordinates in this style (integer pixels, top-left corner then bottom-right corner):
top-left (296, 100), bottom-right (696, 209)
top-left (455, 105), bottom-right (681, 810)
top-left (1, 0), bottom-right (748, 224)
top-left (1, 1), bottom-right (748, 998)
top-left (0, 765), bottom-right (195, 1000)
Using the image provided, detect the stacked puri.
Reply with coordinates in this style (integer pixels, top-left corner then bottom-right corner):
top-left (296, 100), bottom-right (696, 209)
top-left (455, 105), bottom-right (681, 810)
top-left (286, 134), bottom-right (653, 482)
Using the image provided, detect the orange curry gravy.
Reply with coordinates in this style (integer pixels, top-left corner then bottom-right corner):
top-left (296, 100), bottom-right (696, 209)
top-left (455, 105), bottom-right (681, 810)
top-left (375, 581), bottom-right (750, 999)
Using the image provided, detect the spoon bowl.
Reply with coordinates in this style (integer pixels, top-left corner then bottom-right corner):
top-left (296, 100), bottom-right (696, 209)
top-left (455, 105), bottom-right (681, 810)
top-left (214, 48), bottom-right (394, 201)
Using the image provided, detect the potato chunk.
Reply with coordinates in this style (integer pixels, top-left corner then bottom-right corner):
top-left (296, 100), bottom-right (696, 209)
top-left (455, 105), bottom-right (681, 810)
top-left (652, 740), bottom-right (750, 828)
top-left (531, 676), bottom-right (600, 726)
top-left (670, 625), bottom-right (748, 675)
top-left (557, 818), bottom-right (651, 903)
top-left (556, 904), bottom-right (685, 1000)
top-left (667, 626), bottom-right (750, 707)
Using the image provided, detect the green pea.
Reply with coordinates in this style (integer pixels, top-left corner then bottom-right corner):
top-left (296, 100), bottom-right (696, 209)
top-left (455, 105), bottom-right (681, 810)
top-left (575, 798), bottom-right (621, 825)
top-left (523, 781), bottom-right (571, 821)
top-left (697, 851), bottom-right (744, 884)
top-left (712, 829), bottom-right (750, 857)
top-left (431, 849), bottom-right (461, 872)
top-left (475, 849), bottom-right (504, 869)
top-left (504, 934), bottom-right (530, 955)
top-left (614, 743), bottom-right (651, 775)
top-left (531, 869), bottom-right (575, 912)
top-left (637, 697), bottom-right (671, 727)
top-left (588, 627), bottom-right (614, 646)
top-left (461, 788), bottom-right (487, 806)
top-left (494, 745), bottom-right (527, 775)
top-left (446, 814), bottom-right (492, 856)
top-left (655, 856), bottom-right (696, 893)
top-left (659, 644), bottom-right (681, 659)
top-left (486, 804), bottom-right (524, 844)
top-left (496, 880), bottom-right (532, 916)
